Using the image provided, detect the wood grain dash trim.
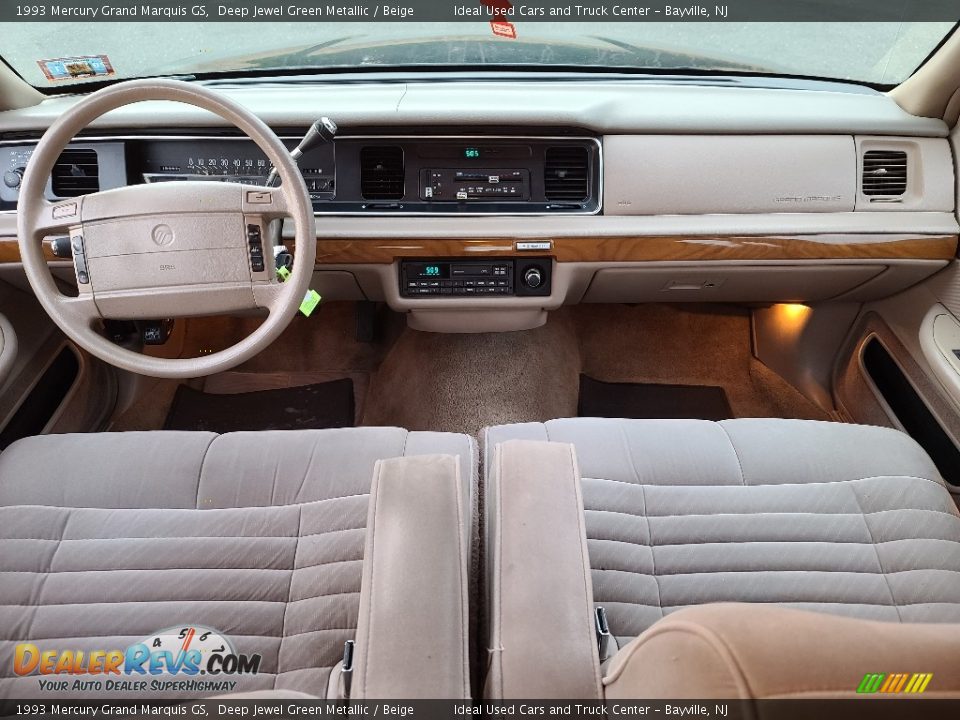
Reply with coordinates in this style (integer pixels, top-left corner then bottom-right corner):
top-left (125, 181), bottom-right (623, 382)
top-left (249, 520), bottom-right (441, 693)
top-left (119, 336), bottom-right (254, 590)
top-left (0, 238), bottom-right (58, 263)
top-left (311, 234), bottom-right (959, 264)
top-left (1, 233), bottom-right (955, 265)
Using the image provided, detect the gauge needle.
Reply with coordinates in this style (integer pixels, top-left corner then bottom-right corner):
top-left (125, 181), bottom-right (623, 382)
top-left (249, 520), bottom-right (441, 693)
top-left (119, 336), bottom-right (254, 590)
top-left (180, 627), bottom-right (195, 654)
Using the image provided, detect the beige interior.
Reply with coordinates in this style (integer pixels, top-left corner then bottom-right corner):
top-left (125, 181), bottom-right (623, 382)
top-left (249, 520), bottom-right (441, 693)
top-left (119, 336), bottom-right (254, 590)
top-left (604, 604), bottom-right (960, 699)
top-left (352, 454), bottom-right (471, 699)
top-left (15, 79), bottom-right (317, 378)
top-left (483, 420), bottom-right (960, 698)
top-left (0, 312), bottom-right (16, 392)
top-left (3, 24), bottom-right (960, 703)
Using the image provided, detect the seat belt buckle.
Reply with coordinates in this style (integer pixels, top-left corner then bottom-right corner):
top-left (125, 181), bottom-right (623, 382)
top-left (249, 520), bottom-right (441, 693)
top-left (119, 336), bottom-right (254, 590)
top-left (595, 606), bottom-right (611, 661)
top-left (341, 639), bottom-right (355, 700)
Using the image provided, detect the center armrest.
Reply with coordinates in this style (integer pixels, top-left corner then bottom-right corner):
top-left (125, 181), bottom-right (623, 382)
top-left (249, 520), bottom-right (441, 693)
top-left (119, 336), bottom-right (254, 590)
top-left (351, 454), bottom-right (471, 699)
top-left (484, 439), bottom-right (603, 699)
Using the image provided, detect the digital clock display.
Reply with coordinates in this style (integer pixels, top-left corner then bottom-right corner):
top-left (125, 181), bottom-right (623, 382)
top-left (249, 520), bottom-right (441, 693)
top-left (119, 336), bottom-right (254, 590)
top-left (464, 148), bottom-right (481, 159)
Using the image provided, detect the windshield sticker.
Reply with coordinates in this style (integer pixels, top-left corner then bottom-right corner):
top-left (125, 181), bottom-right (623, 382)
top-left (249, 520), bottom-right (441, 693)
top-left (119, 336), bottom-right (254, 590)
top-left (482, 0), bottom-right (517, 38)
top-left (490, 20), bottom-right (517, 39)
top-left (38, 55), bottom-right (115, 83)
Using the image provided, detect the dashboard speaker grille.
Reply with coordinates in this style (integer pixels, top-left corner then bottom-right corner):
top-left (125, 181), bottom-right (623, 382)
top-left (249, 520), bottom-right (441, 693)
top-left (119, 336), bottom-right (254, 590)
top-left (360, 145), bottom-right (404, 200)
top-left (544, 146), bottom-right (589, 201)
top-left (862, 150), bottom-right (907, 197)
top-left (52, 148), bottom-right (100, 197)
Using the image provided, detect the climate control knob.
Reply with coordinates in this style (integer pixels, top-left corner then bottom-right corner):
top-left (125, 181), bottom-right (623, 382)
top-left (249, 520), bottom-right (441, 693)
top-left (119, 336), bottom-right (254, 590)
top-left (523, 267), bottom-right (543, 289)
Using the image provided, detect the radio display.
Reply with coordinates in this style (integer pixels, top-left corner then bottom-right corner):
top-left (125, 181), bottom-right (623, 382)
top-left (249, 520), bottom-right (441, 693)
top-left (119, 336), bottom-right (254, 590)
top-left (407, 262), bottom-right (450, 279)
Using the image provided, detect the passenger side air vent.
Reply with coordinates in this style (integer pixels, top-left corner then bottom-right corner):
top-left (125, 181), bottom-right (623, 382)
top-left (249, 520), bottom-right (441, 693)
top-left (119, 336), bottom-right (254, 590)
top-left (862, 150), bottom-right (907, 197)
top-left (360, 145), bottom-right (404, 200)
top-left (52, 148), bottom-right (100, 197)
top-left (544, 146), bottom-right (589, 201)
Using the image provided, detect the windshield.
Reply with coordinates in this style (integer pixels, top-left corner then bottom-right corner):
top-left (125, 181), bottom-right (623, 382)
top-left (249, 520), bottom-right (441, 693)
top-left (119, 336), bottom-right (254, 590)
top-left (1, 21), bottom-right (955, 89)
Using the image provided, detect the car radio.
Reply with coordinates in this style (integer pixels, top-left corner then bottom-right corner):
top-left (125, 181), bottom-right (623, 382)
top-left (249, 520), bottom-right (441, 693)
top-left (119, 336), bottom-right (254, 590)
top-left (400, 258), bottom-right (551, 297)
top-left (419, 169), bottom-right (531, 201)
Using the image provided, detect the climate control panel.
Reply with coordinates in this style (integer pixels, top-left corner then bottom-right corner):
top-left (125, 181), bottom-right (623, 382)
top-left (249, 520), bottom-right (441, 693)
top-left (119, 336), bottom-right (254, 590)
top-left (400, 258), bottom-right (551, 298)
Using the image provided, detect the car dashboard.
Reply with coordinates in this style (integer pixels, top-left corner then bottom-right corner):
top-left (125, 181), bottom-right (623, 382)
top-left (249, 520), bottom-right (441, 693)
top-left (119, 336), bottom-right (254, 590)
top-left (0, 75), bottom-right (956, 332)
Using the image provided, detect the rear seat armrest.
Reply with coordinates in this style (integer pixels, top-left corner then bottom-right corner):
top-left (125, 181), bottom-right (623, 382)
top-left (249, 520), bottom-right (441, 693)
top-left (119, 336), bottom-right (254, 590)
top-left (351, 454), bottom-right (471, 699)
top-left (484, 439), bottom-right (603, 700)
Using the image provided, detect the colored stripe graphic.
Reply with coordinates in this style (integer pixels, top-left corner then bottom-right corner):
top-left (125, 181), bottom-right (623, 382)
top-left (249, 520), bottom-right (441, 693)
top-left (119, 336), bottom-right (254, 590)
top-left (911, 674), bottom-right (933, 693)
top-left (857, 673), bottom-right (885, 693)
top-left (857, 672), bottom-right (932, 694)
top-left (879, 674), bottom-right (897, 693)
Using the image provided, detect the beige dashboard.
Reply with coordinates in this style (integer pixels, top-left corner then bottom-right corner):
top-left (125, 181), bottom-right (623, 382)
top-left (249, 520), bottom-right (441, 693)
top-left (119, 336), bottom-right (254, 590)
top-left (0, 78), bottom-right (957, 331)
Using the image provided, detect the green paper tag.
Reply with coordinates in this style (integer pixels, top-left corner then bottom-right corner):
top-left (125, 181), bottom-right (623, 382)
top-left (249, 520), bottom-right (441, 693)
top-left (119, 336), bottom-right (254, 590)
top-left (299, 289), bottom-right (322, 317)
top-left (276, 266), bottom-right (291, 282)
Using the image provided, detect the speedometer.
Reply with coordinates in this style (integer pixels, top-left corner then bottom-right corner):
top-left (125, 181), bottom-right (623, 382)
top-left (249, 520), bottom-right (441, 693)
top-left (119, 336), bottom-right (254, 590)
top-left (136, 136), bottom-right (335, 200)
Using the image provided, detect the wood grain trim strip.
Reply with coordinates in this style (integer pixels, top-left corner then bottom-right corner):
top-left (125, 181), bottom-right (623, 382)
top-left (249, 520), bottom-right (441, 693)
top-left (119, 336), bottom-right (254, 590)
top-left (313, 234), bottom-right (959, 264)
top-left (1, 233), bottom-right (955, 265)
top-left (0, 238), bottom-right (58, 263)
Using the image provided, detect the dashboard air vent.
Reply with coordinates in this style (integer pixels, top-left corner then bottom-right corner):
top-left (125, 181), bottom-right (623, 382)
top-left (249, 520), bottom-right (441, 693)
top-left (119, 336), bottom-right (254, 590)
top-left (544, 146), bottom-right (589, 201)
top-left (52, 148), bottom-right (100, 197)
top-left (360, 145), bottom-right (404, 200)
top-left (862, 150), bottom-right (907, 197)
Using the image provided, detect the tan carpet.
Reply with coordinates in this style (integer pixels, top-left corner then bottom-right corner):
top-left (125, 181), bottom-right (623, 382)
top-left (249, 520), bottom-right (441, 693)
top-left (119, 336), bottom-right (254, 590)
top-left (107, 302), bottom-right (831, 433)
top-left (362, 311), bottom-right (581, 436)
top-left (178, 302), bottom-right (401, 375)
top-left (109, 302), bottom-right (400, 430)
top-left (107, 377), bottom-right (182, 432)
top-left (573, 304), bottom-right (830, 421)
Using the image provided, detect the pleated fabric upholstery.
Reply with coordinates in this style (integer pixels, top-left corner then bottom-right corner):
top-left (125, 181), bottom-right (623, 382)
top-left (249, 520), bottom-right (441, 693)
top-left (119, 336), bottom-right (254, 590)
top-left (484, 418), bottom-right (960, 648)
top-left (0, 428), bottom-right (474, 699)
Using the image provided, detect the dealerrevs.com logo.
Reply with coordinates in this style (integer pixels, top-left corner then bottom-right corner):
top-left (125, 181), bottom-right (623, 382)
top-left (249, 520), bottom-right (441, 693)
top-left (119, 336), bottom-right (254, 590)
top-left (14, 625), bottom-right (261, 694)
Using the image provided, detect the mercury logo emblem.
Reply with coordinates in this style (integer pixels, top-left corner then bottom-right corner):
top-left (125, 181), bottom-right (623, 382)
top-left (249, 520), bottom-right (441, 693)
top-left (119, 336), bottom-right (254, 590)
top-left (151, 224), bottom-right (175, 247)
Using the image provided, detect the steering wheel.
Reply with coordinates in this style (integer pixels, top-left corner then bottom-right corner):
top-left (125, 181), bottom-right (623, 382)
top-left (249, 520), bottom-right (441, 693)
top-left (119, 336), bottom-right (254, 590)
top-left (17, 79), bottom-right (316, 378)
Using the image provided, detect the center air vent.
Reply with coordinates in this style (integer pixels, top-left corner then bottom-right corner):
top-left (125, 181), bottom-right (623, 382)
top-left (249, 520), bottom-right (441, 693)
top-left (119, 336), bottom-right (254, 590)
top-left (360, 145), bottom-right (404, 200)
top-left (862, 150), bottom-right (907, 197)
top-left (52, 148), bottom-right (100, 197)
top-left (544, 146), bottom-right (589, 201)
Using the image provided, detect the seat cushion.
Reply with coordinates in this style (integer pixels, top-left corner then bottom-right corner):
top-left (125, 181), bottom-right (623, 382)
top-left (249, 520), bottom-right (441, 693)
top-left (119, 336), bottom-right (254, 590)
top-left (484, 418), bottom-right (960, 648)
top-left (0, 427), bottom-right (474, 699)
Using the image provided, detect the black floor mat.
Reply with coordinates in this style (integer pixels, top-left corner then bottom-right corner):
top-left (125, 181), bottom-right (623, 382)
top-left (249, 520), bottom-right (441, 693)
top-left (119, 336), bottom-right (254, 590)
top-left (578, 375), bottom-right (733, 421)
top-left (164, 378), bottom-right (354, 433)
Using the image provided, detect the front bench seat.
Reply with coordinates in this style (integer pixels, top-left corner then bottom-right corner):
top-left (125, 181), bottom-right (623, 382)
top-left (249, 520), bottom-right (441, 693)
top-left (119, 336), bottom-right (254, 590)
top-left (483, 418), bottom-right (960, 698)
top-left (0, 427), bottom-right (474, 699)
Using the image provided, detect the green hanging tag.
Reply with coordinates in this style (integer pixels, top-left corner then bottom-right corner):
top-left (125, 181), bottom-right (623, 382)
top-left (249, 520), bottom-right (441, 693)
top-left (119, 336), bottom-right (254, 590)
top-left (299, 289), bottom-right (322, 317)
top-left (277, 265), bottom-right (291, 282)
